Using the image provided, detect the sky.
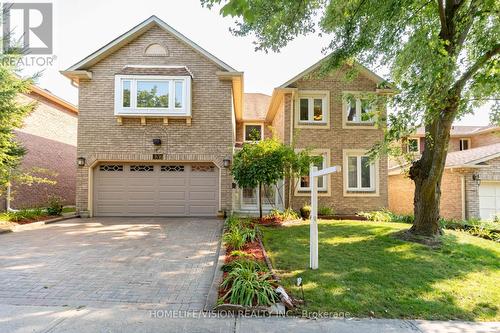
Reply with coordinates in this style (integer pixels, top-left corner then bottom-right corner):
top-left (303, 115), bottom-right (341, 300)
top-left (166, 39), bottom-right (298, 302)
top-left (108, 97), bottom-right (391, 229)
top-left (12, 0), bottom-right (491, 126)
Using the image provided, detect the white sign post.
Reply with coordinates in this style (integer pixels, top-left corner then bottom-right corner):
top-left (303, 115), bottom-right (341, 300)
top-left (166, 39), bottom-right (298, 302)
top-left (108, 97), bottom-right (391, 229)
top-left (310, 165), bottom-right (340, 270)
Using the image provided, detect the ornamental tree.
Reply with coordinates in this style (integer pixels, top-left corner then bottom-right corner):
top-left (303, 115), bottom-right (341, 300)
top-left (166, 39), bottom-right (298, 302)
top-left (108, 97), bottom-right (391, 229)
top-left (202, 0), bottom-right (500, 239)
top-left (231, 134), bottom-right (319, 218)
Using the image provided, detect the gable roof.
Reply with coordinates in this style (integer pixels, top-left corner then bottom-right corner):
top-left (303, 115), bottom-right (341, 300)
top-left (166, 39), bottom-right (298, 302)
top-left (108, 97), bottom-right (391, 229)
top-left (243, 93), bottom-right (271, 121)
top-left (62, 15), bottom-right (236, 79)
top-left (279, 54), bottom-right (386, 88)
top-left (28, 85), bottom-right (78, 115)
top-left (413, 125), bottom-right (499, 137)
top-left (446, 143), bottom-right (500, 168)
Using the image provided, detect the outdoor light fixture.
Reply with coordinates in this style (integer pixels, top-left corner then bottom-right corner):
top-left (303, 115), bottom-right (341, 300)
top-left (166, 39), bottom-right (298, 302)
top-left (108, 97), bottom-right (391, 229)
top-left (152, 138), bottom-right (162, 146)
top-left (223, 158), bottom-right (231, 168)
top-left (77, 157), bottom-right (86, 167)
top-left (473, 173), bottom-right (481, 185)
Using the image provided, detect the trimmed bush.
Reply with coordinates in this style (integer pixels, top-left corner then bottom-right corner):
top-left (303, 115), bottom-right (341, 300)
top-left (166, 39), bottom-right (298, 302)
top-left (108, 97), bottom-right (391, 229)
top-left (300, 205), bottom-right (311, 219)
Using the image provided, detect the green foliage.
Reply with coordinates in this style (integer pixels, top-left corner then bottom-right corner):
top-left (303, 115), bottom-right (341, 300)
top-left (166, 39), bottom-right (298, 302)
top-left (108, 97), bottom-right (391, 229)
top-left (223, 226), bottom-right (246, 250)
top-left (46, 195), bottom-right (63, 216)
top-left (229, 250), bottom-right (253, 259)
top-left (268, 208), bottom-right (300, 221)
top-left (359, 210), bottom-right (393, 223)
top-left (231, 134), bottom-right (320, 217)
top-left (318, 206), bottom-right (334, 216)
top-left (0, 53), bottom-right (37, 188)
top-left (300, 205), bottom-right (311, 219)
top-left (221, 258), bottom-right (267, 273)
top-left (0, 208), bottom-right (46, 222)
top-left (221, 265), bottom-right (278, 306)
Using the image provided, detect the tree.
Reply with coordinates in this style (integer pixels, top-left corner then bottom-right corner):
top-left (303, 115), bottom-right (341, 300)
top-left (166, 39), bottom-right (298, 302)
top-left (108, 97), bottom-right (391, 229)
top-left (0, 53), bottom-right (37, 191)
top-left (202, 0), bottom-right (500, 239)
top-left (231, 134), bottom-right (319, 218)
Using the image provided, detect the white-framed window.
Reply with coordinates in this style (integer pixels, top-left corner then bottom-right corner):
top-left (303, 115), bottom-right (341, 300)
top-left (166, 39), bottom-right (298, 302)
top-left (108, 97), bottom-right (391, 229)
top-left (295, 91), bottom-right (329, 127)
top-left (240, 183), bottom-right (281, 208)
top-left (343, 93), bottom-right (376, 126)
top-left (343, 151), bottom-right (377, 193)
top-left (243, 123), bottom-right (264, 142)
top-left (405, 137), bottom-right (420, 153)
top-left (298, 153), bottom-right (328, 192)
top-left (459, 138), bottom-right (470, 151)
top-left (114, 75), bottom-right (191, 116)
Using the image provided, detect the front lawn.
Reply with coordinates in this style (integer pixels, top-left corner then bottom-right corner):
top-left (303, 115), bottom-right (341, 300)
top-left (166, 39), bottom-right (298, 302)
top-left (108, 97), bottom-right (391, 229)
top-left (262, 220), bottom-right (500, 321)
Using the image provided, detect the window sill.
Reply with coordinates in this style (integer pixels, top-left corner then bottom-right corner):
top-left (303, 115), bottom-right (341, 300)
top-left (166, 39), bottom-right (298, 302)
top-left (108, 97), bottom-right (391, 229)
top-left (343, 190), bottom-right (379, 197)
top-left (343, 121), bottom-right (377, 129)
top-left (116, 115), bottom-right (192, 126)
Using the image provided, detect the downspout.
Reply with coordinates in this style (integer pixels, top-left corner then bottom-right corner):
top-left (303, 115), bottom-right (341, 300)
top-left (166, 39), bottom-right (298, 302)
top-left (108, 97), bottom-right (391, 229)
top-left (461, 175), bottom-right (466, 220)
top-left (287, 91), bottom-right (295, 209)
top-left (6, 181), bottom-right (11, 211)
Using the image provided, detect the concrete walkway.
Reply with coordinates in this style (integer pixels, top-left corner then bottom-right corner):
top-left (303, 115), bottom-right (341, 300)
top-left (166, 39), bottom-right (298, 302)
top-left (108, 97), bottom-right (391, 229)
top-left (0, 304), bottom-right (498, 333)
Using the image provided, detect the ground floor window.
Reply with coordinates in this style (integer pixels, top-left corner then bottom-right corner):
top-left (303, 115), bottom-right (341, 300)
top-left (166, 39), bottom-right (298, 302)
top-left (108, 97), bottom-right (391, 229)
top-left (345, 152), bottom-right (376, 192)
top-left (240, 183), bottom-right (281, 208)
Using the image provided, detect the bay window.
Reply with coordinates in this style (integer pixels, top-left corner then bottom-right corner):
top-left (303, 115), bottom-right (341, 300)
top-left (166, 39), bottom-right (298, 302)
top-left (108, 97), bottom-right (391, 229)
top-left (114, 75), bottom-right (191, 116)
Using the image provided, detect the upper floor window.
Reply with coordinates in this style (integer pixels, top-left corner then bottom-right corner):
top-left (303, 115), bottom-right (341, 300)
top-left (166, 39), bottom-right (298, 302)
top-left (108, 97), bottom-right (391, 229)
top-left (295, 91), bottom-right (329, 128)
top-left (244, 123), bottom-right (263, 142)
top-left (342, 92), bottom-right (377, 128)
top-left (459, 138), bottom-right (470, 151)
top-left (404, 138), bottom-right (420, 153)
top-left (114, 75), bottom-right (191, 116)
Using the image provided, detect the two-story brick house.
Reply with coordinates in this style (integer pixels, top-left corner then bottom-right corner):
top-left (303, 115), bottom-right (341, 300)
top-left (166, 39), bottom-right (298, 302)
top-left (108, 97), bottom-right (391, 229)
top-left (389, 126), bottom-right (500, 220)
top-left (62, 16), bottom-right (389, 217)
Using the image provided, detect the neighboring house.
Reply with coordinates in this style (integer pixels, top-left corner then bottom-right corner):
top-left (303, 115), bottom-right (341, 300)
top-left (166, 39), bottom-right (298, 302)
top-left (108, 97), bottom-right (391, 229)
top-left (389, 126), bottom-right (500, 221)
top-left (61, 16), bottom-right (389, 217)
top-left (7, 85), bottom-right (78, 209)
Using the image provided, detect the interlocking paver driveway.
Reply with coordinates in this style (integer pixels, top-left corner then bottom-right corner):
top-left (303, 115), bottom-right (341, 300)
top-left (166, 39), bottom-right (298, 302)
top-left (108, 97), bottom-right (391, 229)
top-left (0, 217), bottom-right (222, 310)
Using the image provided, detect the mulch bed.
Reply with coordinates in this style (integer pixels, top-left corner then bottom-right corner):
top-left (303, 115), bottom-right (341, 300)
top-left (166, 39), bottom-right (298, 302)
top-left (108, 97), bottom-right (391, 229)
top-left (12, 215), bottom-right (56, 225)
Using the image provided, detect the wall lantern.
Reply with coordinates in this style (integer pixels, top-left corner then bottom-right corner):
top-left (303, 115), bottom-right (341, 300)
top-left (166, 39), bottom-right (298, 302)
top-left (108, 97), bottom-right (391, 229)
top-left (223, 158), bottom-right (231, 168)
top-left (472, 173), bottom-right (481, 185)
top-left (77, 157), bottom-right (86, 167)
top-left (152, 138), bottom-right (162, 146)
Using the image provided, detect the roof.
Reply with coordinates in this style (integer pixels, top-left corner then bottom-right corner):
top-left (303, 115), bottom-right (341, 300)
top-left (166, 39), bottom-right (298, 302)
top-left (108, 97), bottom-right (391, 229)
top-left (28, 85), bottom-right (78, 115)
top-left (243, 93), bottom-right (271, 121)
top-left (61, 15), bottom-right (236, 80)
top-left (117, 65), bottom-right (193, 77)
top-left (413, 125), bottom-right (498, 137)
top-left (389, 143), bottom-right (500, 175)
top-left (446, 143), bottom-right (500, 168)
top-left (279, 54), bottom-right (386, 88)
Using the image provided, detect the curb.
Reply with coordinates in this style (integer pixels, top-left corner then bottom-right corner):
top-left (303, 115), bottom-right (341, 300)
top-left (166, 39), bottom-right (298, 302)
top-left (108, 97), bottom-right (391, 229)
top-left (203, 219), bottom-right (226, 312)
top-left (3, 215), bottom-right (78, 233)
top-left (258, 237), bottom-right (280, 282)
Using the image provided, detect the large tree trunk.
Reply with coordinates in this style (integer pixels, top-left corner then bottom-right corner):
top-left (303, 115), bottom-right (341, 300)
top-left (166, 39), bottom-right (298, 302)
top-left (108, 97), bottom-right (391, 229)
top-left (408, 110), bottom-right (455, 238)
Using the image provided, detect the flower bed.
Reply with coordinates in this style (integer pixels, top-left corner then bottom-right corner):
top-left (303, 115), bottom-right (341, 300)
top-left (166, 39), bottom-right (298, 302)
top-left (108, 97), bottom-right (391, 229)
top-left (217, 216), bottom-right (295, 312)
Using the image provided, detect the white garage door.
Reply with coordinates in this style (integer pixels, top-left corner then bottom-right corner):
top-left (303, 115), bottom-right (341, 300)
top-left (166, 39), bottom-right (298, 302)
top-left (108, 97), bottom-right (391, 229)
top-left (479, 182), bottom-right (500, 221)
top-left (93, 163), bottom-right (219, 216)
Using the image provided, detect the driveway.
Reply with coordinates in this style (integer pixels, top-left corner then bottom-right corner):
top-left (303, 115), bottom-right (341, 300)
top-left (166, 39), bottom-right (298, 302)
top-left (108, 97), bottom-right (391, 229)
top-left (0, 217), bottom-right (223, 310)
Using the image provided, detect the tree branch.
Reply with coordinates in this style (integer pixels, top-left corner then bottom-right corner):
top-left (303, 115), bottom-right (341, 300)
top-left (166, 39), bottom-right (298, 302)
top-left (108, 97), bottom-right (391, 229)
top-left (451, 44), bottom-right (500, 94)
top-left (437, 0), bottom-right (448, 34)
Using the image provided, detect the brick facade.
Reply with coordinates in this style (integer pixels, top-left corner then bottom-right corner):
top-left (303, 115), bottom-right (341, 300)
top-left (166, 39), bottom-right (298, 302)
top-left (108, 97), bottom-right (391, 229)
top-left (277, 68), bottom-right (388, 214)
top-left (10, 93), bottom-right (77, 209)
top-left (76, 26), bottom-right (234, 214)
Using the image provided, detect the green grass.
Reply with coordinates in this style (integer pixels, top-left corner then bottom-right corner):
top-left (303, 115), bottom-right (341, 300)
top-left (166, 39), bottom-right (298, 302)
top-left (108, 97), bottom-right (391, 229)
top-left (262, 220), bottom-right (500, 321)
top-left (62, 206), bottom-right (76, 213)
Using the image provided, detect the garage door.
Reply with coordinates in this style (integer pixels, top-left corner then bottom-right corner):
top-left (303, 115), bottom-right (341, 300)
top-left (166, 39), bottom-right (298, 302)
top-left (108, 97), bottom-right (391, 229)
top-left (93, 163), bottom-right (219, 216)
top-left (479, 182), bottom-right (500, 221)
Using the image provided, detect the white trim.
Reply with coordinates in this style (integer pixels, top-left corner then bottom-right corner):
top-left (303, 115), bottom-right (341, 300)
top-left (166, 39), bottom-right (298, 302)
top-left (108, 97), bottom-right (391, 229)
top-left (294, 149), bottom-right (331, 196)
top-left (343, 149), bottom-right (380, 197)
top-left (280, 54), bottom-right (385, 88)
top-left (122, 65), bottom-right (195, 78)
top-left (341, 91), bottom-right (377, 129)
top-left (64, 15), bottom-right (235, 73)
top-left (294, 90), bottom-right (330, 129)
top-left (243, 122), bottom-right (264, 142)
top-left (114, 75), bottom-right (191, 117)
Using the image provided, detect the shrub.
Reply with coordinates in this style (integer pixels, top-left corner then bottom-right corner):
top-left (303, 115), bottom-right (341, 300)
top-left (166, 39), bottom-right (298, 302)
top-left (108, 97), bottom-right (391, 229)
top-left (221, 258), bottom-right (267, 273)
top-left (223, 227), bottom-right (246, 250)
top-left (46, 195), bottom-right (63, 216)
top-left (359, 210), bottom-right (392, 222)
top-left (0, 208), bottom-right (46, 222)
top-left (268, 208), bottom-right (300, 221)
top-left (221, 266), bottom-right (278, 306)
top-left (300, 205), bottom-right (311, 219)
top-left (318, 206), bottom-right (334, 216)
top-left (391, 213), bottom-right (414, 224)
